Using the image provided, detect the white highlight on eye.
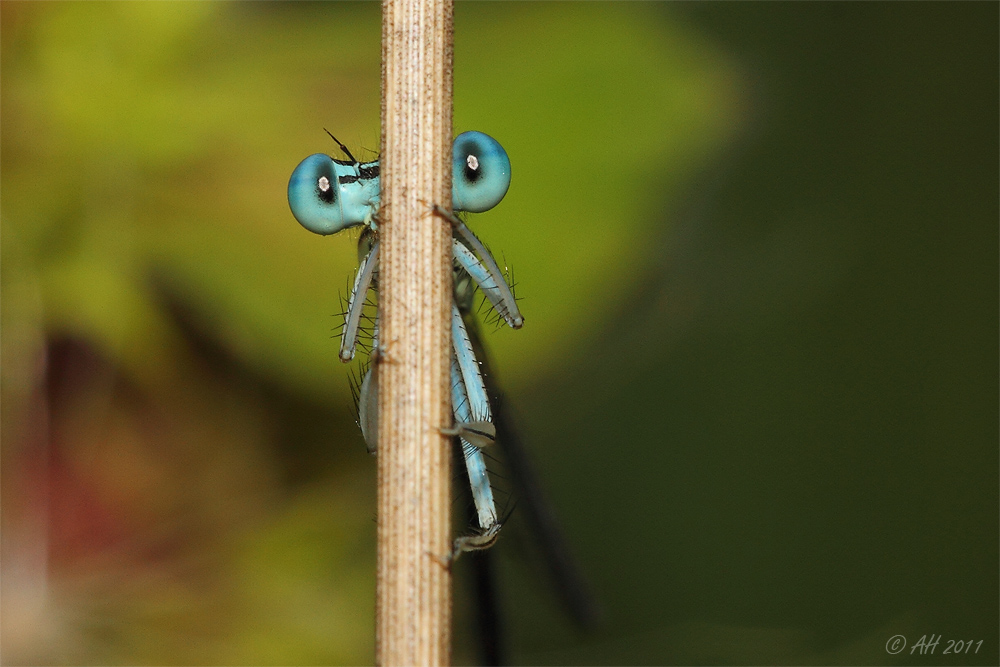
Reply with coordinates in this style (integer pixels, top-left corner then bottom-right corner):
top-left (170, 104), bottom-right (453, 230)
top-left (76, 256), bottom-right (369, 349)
top-left (466, 154), bottom-right (479, 172)
top-left (318, 175), bottom-right (331, 192)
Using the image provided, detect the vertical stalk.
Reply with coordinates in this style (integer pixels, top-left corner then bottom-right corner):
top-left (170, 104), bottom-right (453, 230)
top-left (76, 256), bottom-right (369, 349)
top-left (377, 0), bottom-right (454, 664)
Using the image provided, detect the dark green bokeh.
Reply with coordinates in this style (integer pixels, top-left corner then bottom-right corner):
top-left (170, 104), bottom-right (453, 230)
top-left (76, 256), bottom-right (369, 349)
top-left (507, 3), bottom-right (998, 665)
top-left (1, 2), bottom-right (996, 665)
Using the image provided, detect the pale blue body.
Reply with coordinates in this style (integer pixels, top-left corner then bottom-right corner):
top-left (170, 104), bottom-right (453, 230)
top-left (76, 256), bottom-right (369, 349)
top-left (288, 131), bottom-right (517, 552)
top-left (451, 302), bottom-right (498, 529)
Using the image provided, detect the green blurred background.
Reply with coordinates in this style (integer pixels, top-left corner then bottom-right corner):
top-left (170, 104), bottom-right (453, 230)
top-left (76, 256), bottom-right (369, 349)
top-left (1, 2), bottom-right (996, 665)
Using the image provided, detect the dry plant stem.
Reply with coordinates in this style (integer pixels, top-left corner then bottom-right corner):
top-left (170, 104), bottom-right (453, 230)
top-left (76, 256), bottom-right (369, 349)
top-left (376, 0), bottom-right (455, 665)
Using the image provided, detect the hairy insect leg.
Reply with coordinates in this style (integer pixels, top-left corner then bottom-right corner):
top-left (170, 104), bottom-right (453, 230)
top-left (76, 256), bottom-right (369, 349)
top-left (452, 239), bottom-right (521, 331)
top-left (339, 240), bottom-right (379, 362)
top-left (432, 203), bottom-right (523, 329)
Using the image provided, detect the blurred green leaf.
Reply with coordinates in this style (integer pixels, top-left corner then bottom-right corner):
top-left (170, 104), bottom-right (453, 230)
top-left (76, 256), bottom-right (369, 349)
top-left (2, 2), bottom-right (736, 399)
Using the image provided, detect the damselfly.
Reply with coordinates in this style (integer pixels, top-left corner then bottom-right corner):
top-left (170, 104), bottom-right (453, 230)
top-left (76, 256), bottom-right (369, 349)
top-left (288, 132), bottom-right (599, 660)
top-left (288, 131), bottom-right (520, 556)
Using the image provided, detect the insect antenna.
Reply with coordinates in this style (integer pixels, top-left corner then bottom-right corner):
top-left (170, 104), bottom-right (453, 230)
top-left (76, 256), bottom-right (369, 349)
top-left (323, 128), bottom-right (357, 163)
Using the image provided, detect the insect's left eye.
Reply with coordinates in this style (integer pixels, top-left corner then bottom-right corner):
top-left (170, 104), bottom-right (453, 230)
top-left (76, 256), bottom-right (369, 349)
top-left (288, 153), bottom-right (347, 235)
top-left (452, 131), bottom-right (511, 213)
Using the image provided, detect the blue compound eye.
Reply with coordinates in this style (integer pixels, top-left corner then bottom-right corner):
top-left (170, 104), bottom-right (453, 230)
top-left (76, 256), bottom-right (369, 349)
top-left (452, 131), bottom-right (511, 213)
top-left (288, 153), bottom-right (347, 235)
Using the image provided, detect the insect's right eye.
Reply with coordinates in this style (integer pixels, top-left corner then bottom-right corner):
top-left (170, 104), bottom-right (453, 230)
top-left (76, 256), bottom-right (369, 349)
top-left (288, 154), bottom-right (347, 235)
top-left (452, 131), bottom-right (511, 213)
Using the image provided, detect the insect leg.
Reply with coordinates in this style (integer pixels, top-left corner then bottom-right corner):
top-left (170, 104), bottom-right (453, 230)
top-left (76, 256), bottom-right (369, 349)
top-left (433, 204), bottom-right (522, 328)
top-left (339, 240), bottom-right (379, 362)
